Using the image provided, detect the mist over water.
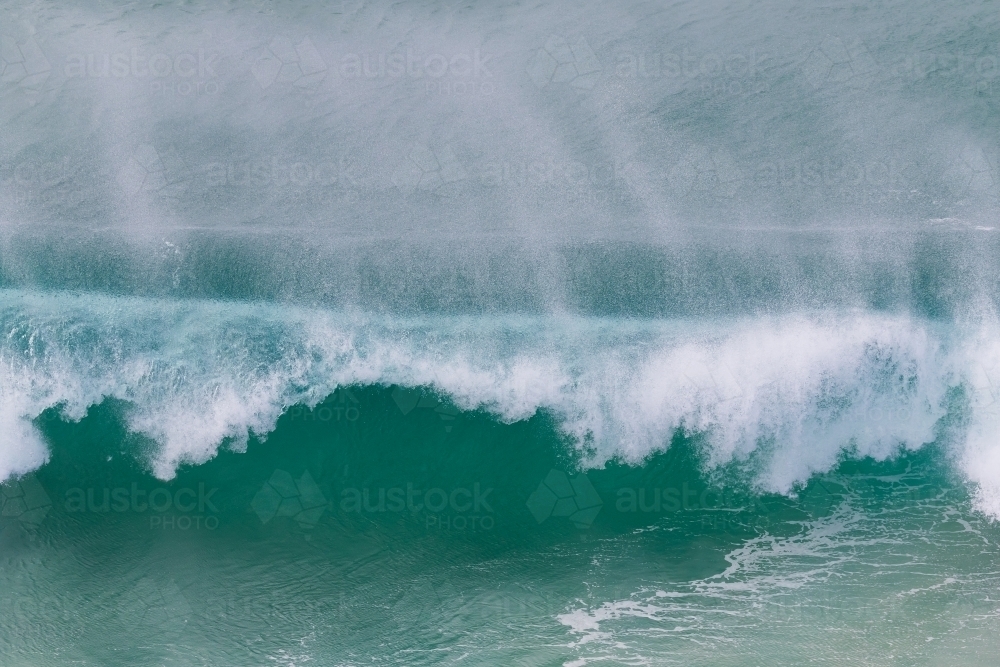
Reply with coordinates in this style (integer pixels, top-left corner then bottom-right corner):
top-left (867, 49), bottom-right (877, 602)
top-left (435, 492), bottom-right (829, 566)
top-left (3, 1), bottom-right (1000, 665)
top-left (3, 3), bottom-right (999, 229)
top-left (2, 0), bottom-right (999, 314)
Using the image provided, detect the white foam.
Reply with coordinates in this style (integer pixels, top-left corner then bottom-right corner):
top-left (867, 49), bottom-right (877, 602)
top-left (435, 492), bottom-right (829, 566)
top-left (0, 289), bottom-right (998, 517)
top-left (951, 326), bottom-right (1000, 520)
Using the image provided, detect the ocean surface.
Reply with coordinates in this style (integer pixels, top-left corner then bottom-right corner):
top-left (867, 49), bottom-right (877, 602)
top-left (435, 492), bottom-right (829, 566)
top-left (2, 1), bottom-right (1000, 665)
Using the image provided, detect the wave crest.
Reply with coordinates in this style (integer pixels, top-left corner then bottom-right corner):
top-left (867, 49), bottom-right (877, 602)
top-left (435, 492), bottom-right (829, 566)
top-left (1, 289), bottom-right (998, 516)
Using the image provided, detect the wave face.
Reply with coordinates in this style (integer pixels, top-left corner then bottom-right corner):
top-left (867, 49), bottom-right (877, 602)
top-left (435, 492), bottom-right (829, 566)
top-left (0, 290), bottom-right (984, 497)
top-left (3, 385), bottom-right (998, 665)
top-left (5, 290), bottom-right (1000, 513)
top-left (3, 0), bottom-right (1000, 664)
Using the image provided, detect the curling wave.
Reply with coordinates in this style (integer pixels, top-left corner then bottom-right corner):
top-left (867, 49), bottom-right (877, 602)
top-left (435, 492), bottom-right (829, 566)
top-left (4, 288), bottom-right (1000, 516)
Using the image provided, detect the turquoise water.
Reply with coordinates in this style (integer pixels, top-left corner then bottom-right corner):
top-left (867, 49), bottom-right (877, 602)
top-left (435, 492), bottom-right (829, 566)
top-left (3, 382), bottom-right (1000, 665)
top-left (2, 294), bottom-right (1000, 665)
top-left (4, 0), bottom-right (1000, 664)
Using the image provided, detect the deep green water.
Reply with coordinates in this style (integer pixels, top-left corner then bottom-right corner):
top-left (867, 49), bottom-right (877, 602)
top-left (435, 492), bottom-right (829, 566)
top-left (3, 387), bottom-right (1000, 666)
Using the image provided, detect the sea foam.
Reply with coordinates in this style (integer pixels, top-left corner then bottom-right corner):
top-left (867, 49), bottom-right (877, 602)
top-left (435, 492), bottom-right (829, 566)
top-left (2, 289), bottom-right (997, 516)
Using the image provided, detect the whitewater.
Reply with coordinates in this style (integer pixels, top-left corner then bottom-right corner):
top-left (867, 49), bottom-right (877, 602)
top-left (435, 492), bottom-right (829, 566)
top-left (3, 289), bottom-right (1000, 513)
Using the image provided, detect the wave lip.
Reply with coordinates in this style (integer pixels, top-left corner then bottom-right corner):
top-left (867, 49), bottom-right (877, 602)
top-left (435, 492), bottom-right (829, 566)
top-left (0, 289), bottom-right (995, 515)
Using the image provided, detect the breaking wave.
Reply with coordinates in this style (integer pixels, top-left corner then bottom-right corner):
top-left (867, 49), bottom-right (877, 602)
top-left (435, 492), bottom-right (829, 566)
top-left (3, 288), bottom-right (1000, 517)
